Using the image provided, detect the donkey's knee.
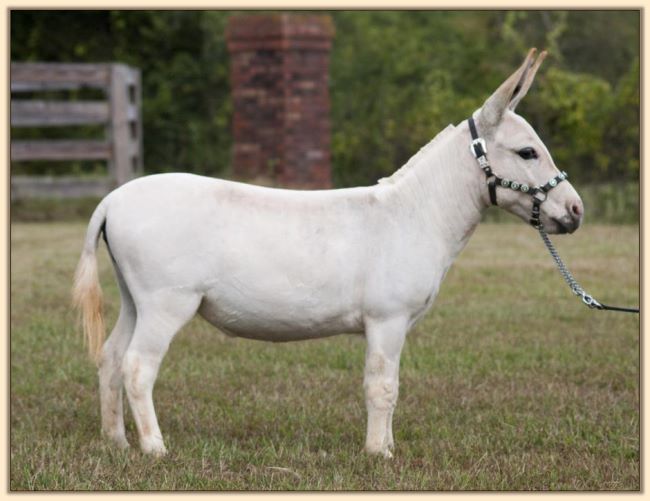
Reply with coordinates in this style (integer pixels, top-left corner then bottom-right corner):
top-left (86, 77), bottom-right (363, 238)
top-left (364, 353), bottom-right (399, 409)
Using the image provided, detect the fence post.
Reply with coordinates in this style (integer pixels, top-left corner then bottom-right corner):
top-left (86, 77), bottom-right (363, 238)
top-left (131, 67), bottom-right (144, 177)
top-left (108, 64), bottom-right (142, 187)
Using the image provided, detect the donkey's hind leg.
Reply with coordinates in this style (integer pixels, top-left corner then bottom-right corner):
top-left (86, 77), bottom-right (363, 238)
top-left (122, 290), bottom-right (201, 456)
top-left (98, 269), bottom-right (136, 449)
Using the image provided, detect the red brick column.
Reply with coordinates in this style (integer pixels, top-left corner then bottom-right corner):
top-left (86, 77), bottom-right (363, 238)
top-left (226, 14), bottom-right (334, 189)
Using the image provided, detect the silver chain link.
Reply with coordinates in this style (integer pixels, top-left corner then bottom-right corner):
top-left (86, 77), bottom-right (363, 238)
top-left (537, 227), bottom-right (603, 309)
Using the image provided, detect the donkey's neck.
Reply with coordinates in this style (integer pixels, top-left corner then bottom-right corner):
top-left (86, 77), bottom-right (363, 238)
top-left (381, 123), bottom-right (488, 258)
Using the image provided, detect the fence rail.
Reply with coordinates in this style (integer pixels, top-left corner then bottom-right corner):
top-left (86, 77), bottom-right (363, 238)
top-left (11, 100), bottom-right (110, 127)
top-left (11, 176), bottom-right (113, 199)
top-left (11, 63), bottom-right (111, 91)
top-left (11, 140), bottom-right (113, 162)
top-left (10, 62), bottom-right (142, 199)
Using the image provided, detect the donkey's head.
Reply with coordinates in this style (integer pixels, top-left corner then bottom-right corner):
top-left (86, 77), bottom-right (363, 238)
top-left (472, 48), bottom-right (583, 234)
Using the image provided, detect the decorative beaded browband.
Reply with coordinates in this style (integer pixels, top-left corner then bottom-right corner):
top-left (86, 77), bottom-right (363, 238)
top-left (467, 117), bottom-right (568, 229)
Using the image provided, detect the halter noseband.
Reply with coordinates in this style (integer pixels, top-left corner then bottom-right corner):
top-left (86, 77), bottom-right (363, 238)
top-left (467, 117), bottom-right (568, 229)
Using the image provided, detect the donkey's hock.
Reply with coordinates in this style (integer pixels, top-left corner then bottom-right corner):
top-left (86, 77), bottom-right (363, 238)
top-left (73, 48), bottom-right (583, 458)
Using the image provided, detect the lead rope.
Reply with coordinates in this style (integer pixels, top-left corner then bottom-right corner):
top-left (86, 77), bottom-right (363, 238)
top-left (538, 227), bottom-right (639, 314)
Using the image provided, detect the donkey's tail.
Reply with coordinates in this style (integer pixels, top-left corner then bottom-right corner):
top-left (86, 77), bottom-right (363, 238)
top-left (72, 199), bottom-right (109, 364)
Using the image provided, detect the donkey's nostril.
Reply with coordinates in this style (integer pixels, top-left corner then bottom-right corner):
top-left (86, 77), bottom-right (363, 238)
top-left (570, 200), bottom-right (583, 218)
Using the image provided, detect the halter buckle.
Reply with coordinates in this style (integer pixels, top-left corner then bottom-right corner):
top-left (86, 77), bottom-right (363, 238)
top-left (470, 138), bottom-right (487, 158)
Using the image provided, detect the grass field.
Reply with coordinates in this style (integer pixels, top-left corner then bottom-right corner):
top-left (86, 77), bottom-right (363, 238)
top-left (10, 222), bottom-right (639, 491)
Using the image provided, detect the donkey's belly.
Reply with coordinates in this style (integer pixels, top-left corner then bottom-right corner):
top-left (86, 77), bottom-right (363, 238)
top-left (197, 291), bottom-right (364, 342)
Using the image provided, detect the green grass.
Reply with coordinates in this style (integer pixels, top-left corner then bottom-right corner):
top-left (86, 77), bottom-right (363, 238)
top-left (10, 222), bottom-right (639, 491)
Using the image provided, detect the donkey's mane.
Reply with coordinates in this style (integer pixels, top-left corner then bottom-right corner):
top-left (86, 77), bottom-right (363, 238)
top-left (377, 124), bottom-right (456, 185)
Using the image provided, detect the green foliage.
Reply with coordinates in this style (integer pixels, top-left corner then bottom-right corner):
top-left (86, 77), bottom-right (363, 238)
top-left (327, 10), bottom-right (639, 187)
top-left (107, 11), bottom-right (233, 175)
top-left (605, 57), bottom-right (640, 180)
top-left (528, 67), bottom-right (612, 180)
top-left (10, 10), bottom-right (640, 197)
top-left (522, 55), bottom-right (639, 185)
top-left (328, 11), bottom-right (485, 186)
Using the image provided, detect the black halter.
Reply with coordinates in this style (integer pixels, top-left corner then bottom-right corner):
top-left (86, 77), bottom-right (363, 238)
top-left (467, 117), bottom-right (568, 229)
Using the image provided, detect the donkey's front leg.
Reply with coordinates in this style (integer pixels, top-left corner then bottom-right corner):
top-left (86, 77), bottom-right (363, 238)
top-left (363, 316), bottom-right (408, 458)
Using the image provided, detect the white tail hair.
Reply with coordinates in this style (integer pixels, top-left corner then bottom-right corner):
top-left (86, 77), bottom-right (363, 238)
top-left (72, 201), bottom-right (108, 364)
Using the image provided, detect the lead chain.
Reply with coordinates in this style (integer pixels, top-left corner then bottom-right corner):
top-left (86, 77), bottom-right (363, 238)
top-left (537, 227), bottom-right (603, 309)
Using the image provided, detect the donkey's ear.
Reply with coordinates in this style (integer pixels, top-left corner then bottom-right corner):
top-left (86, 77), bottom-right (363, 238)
top-left (508, 50), bottom-right (547, 111)
top-left (478, 48), bottom-right (539, 134)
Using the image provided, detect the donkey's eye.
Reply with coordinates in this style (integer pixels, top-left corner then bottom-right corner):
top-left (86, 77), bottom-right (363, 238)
top-left (517, 147), bottom-right (538, 160)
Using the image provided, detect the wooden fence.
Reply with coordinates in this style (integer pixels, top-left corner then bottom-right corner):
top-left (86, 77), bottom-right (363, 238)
top-left (10, 62), bottom-right (142, 199)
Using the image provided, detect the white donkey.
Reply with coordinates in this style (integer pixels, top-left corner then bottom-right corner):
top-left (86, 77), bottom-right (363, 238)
top-left (73, 49), bottom-right (583, 458)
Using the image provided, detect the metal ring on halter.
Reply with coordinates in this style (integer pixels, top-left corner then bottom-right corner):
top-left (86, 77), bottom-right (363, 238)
top-left (532, 191), bottom-right (548, 203)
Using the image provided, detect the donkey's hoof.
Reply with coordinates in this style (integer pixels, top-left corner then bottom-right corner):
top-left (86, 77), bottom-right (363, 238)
top-left (103, 431), bottom-right (130, 450)
top-left (150, 447), bottom-right (168, 459)
top-left (114, 437), bottom-right (130, 450)
top-left (143, 446), bottom-right (168, 458)
top-left (364, 445), bottom-right (393, 459)
top-left (141, 441), bottom-right (167, 458)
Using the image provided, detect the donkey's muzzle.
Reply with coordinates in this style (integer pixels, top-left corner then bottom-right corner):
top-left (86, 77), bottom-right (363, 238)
top-left (552, 198), bottom-right (583, 234)
top-left (565, 198), bottom-right (584, 233)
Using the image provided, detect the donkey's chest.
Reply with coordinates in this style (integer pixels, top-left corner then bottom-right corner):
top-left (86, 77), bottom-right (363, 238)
top-left (388, 259), bottom-right (453, 325)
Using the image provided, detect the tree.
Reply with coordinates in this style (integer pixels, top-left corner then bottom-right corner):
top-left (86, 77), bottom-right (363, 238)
top-left (10, 10), bottom-right (639, 188)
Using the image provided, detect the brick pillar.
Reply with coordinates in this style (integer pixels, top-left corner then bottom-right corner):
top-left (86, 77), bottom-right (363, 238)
top-left (226, 14), bottom-right (334, 189)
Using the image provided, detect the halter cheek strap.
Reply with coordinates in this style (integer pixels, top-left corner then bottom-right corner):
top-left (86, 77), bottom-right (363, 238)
top-left (467, 117), bottom-right (568, 229)
top-left (468, 117), bottom-right (498, 205)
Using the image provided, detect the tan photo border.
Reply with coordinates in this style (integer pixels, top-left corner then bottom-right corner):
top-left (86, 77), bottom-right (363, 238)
top-left (1, 1), bottom-right (645, 498)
